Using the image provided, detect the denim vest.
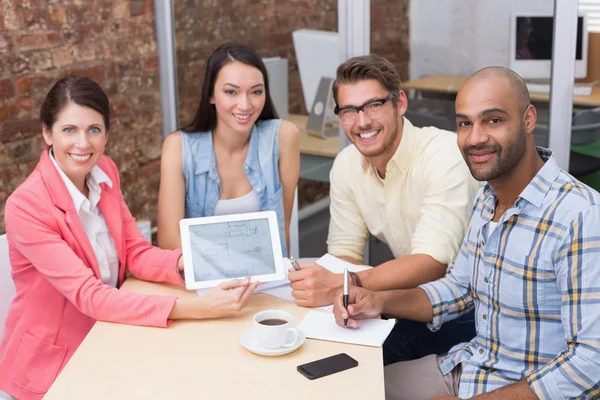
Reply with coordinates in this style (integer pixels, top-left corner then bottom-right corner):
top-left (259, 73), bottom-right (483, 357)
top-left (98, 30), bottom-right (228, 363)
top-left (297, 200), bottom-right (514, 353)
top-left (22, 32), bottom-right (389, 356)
top-left (181, 119), bottom-right (287, 256)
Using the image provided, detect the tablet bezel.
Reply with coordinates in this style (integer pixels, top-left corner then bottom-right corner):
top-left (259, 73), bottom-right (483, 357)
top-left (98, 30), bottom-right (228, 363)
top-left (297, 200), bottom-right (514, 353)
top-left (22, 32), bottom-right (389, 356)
top-left (179, 210), bottom-right (285, 290)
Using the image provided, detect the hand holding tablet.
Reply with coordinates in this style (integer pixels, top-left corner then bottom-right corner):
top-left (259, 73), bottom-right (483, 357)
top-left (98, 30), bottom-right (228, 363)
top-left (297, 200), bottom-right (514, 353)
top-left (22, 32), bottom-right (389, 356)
top-left (168, 278), bottom-right (260, 320)
top-left (179, 211), bottom-right (286, 290)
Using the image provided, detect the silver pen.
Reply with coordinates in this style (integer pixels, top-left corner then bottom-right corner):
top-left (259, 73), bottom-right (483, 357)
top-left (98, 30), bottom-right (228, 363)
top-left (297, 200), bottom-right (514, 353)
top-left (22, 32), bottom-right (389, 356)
top-left (289, 256), bottom-right (301, 271)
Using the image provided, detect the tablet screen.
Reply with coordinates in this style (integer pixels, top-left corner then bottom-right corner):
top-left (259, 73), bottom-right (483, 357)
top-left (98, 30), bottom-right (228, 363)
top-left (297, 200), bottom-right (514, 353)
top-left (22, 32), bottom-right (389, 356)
top-left (188, 218), bottom-right (276, 282)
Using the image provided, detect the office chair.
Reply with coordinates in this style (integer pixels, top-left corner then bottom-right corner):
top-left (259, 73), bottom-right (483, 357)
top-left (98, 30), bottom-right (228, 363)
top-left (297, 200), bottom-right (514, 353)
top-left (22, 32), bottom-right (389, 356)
top-left (533, 107), bottom-right (600, 179)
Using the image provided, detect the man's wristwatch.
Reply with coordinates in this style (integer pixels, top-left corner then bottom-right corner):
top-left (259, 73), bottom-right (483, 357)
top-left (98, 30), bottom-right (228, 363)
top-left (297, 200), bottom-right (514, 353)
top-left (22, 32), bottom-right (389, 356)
top-left (349, 271), bottom-right (363, 288)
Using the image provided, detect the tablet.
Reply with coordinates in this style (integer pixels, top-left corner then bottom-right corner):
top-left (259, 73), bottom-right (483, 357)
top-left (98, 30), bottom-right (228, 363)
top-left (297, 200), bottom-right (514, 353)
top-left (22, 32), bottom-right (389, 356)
top-left (179, 211), bottom-right (285, 290)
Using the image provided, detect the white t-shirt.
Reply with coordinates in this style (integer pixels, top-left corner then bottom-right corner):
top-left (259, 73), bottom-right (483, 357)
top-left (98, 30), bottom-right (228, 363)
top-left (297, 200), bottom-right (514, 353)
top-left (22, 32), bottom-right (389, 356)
top-left (213, 190), bottom-right (262, 216)
top-left (486, 221), bottom-right (498, 242)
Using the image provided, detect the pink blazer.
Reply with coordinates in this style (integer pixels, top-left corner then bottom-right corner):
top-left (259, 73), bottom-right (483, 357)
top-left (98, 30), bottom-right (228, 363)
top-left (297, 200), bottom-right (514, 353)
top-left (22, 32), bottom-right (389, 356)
top-left (0, 148), bottom-right (183, 400)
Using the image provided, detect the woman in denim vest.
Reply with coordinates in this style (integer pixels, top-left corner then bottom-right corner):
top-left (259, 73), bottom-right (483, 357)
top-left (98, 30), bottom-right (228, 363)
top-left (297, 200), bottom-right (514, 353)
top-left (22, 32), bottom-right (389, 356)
top-left (158, 43), bottom-right (299, 256)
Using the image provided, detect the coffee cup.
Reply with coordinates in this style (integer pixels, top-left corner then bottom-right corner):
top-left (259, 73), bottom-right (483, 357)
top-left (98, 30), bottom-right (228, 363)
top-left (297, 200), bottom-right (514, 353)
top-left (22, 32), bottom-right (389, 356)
top-left (253, 310), bottom-right (298, 349)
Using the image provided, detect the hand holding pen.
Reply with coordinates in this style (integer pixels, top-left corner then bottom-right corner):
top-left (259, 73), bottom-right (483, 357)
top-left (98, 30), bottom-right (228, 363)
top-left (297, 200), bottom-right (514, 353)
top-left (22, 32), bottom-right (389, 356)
top-left (287, 258), bottom-right (341, 307)
top-left (290, 256), bottom-right (301, 271)
top-left (332, 284), bottom-right (385, 329)
top-left (343, 268), bottom-right (349, 327)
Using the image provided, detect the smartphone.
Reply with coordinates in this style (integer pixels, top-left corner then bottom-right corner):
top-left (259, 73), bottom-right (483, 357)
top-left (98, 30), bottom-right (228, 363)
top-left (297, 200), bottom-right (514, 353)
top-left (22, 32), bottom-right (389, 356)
top-left (297, 353), bottom-right (358, 380)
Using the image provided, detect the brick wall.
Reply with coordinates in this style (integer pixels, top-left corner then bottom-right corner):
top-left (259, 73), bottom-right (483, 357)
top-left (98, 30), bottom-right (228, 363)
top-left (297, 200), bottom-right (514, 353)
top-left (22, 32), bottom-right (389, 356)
top-left (0, 0), bottom-right (409, 234)
top-left (0, 0), bottom-right (161, 234)
top-left (175, 0), bottom-right (409, 123)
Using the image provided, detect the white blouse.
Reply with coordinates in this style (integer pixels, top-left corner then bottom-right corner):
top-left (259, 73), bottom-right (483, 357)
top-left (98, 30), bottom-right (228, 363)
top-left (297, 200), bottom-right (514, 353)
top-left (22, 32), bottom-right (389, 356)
top-left (50, 150), bottom-right (120, 287)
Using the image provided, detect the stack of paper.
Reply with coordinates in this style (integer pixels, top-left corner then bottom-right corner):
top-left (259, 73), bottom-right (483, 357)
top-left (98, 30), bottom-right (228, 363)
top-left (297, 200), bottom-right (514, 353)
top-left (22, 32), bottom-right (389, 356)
top-left (297, 310), bottom-right (395, 347)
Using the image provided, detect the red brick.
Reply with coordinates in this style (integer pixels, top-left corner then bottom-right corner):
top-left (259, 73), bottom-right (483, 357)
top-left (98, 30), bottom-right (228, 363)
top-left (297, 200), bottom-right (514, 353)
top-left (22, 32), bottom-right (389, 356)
top-left (0, 79), bottom-right (15, 100)
top-left (62, 24), bottom-right (104, 44)
top-left (16, 31), bottom-right (61, 51)
top-left (142, 55), bottom-right (158, 72)
top-left (0, 142), bottom-right (10, 165)
top-left (0, 120), bottom-right (40, 142)
top-left (137, 158), bottom-right (160, 177)
top-left (106, 62), bottom-right (119, 77)
top-left (111, 98), bottom-right (131, 117)
top-left (15, 75), bottom-right (57, 96)
top-left (130, 0), bottom-right (153, 17)
top-left (0, 103), bottom-right (8, 121)
top-left (52, 46), bottom-right (74, 68)
top-left (13, 98), bottom-right (33, 119)
top-left (68, 64), bottom-right (106, 84)
top-left (48, 7), bottom-right (68, 25)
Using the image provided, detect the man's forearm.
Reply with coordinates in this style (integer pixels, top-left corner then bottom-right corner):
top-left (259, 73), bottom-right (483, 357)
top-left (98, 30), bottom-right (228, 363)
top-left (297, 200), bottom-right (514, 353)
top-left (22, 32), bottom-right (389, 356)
top-left (473, 380), bottom-right (537, 400)
top-left (379, 287), bottom-right (433, 322)
top-left (359, 254), bottom-right (447, 291)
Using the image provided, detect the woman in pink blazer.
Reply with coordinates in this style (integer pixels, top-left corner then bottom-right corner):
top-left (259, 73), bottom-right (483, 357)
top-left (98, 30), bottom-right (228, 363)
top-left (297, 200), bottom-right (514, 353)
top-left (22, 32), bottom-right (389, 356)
top-left (0, 77), bottom-right (259, 400)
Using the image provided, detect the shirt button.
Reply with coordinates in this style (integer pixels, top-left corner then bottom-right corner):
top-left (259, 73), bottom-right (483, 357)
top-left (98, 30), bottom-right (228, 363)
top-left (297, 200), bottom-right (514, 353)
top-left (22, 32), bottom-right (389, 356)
top-left (482, 314), bottom-right (487, 320)
top-left (255, 187), bottom-right (261, 193)
top-left (479, 348), bottom-right (484, 354)
top-left (484, 277), bottom-right (489, 283)
top-left (244, 164), bottom-right (249, 170)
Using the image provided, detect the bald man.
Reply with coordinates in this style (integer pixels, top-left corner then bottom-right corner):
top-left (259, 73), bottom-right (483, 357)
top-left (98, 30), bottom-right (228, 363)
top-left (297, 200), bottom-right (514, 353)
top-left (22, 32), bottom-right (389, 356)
top-left (332, 67), bottom-right (600, 399)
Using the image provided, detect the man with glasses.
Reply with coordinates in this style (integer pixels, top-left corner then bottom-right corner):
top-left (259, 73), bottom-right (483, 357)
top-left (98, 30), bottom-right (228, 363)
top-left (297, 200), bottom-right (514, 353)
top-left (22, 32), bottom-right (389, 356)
top-left (333, 66), bottom-right (600, 400)
top-left (289, 54), bottom-right (480, 364)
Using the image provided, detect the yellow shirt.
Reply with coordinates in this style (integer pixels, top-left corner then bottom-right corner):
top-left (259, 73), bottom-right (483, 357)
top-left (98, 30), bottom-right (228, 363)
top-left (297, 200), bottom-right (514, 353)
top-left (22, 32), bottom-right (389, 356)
top-left (327, 118), bottom-right (480, 265)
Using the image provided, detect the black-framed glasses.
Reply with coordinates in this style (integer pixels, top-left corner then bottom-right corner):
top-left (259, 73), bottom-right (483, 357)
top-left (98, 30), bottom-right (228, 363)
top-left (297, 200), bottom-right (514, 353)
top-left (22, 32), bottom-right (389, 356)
top-left (334, 93), bottom-right (395, 126)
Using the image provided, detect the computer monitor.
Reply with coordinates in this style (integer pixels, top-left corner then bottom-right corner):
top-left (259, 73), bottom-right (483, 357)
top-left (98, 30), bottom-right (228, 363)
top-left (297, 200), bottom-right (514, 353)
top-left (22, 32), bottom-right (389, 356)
top-left (292, 29), bottom-right (340, 111)
top-left (509, 13), bottom-right (588, 79)
top-left (263, 57), bottom-right (289, 120)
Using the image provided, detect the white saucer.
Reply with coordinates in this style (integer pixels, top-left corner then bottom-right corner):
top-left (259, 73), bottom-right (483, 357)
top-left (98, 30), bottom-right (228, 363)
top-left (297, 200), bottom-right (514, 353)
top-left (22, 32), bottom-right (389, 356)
top-left (240, 327), bottom-right (305, 356)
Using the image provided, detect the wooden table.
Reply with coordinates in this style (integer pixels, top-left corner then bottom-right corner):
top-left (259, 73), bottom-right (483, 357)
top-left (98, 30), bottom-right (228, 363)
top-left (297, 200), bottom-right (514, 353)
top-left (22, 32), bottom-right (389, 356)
top-left (402, 74), bottom-right (600, 107)
top-left (45, 278), bottom-right (385, 400)
top-left (290, 113), bottom-right (340, 182)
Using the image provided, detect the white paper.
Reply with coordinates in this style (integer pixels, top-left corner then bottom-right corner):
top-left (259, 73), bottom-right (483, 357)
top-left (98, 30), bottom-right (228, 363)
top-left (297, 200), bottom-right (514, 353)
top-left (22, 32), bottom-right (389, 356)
top-left (297, 310), bottom-right (395, 347)
top-left (315, 253), bottom-right (370, 274)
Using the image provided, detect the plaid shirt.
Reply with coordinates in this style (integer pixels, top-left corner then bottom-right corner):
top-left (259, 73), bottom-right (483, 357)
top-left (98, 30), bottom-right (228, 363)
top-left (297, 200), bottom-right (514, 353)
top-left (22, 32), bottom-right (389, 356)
top-left (421, 148), bottom-right (600, 399)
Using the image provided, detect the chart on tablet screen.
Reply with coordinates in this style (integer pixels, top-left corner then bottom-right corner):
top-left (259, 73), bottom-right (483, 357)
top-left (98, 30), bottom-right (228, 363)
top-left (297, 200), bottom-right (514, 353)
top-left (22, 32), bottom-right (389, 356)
top-left (189, 219), bottom-right (276, 281)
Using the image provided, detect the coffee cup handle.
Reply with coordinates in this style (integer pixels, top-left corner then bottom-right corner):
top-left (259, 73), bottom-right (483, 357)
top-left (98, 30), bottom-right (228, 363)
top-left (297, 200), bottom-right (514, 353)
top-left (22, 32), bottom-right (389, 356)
top-left (281, 328), bottom-right (299, 348)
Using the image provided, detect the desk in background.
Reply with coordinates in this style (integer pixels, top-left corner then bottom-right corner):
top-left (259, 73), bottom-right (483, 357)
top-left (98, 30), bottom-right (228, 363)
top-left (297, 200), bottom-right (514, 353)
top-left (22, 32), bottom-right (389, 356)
top-left (45, 278), bottom-right (385, 400)
top-left (290, 113), bottom-right (340, 183)
top-left (402, 74), bottom-right (600, 108)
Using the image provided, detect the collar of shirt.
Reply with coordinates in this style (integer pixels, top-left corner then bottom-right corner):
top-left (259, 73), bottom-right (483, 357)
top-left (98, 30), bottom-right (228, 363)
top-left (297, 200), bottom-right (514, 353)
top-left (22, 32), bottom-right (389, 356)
top-left (361, 116), bottom-right (416, 179)
top-left (49, 148), bottom-right (113, 212)
top-left (479, 147), bottom-right (559, 222)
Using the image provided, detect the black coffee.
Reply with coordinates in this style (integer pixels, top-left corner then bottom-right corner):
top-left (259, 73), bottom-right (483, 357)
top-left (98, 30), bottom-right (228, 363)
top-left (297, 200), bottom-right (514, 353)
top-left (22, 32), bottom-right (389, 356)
top-left (259, 318), bottom-right (287, 326)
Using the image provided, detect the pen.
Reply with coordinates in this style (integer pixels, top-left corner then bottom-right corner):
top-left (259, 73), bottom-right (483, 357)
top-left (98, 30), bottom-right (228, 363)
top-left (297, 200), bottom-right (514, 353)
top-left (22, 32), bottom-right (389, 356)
top-left (343, 267), bottom-right (349, 327)
top-left (290, 256), bottom-right (301, 271)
